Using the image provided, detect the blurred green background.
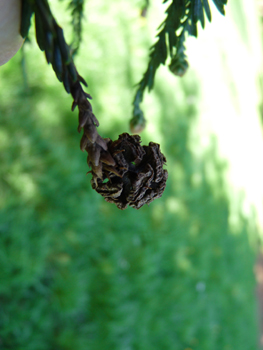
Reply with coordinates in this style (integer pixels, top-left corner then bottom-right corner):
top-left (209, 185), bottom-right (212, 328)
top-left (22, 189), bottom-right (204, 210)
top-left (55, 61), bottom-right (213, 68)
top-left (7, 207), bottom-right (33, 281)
top-left (0, 0), bottom-right (262, 349)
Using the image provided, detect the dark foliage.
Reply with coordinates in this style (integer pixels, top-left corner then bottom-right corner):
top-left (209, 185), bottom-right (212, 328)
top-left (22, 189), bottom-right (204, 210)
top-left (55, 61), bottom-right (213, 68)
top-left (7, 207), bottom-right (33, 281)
top-left (132, 0), bottom-right (227, 128)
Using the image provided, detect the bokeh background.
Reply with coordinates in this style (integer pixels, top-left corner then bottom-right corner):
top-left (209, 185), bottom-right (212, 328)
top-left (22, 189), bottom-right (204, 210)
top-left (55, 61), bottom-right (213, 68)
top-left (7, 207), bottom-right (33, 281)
top-left (0, 0), bottom-right (262, 349)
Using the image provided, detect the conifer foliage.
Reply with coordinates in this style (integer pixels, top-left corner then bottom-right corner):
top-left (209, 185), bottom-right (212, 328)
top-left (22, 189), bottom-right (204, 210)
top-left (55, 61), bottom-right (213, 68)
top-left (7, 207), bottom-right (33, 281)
top-left (19, 0), bottom-right (227, 209)
top-left (132, 0), bottom-right (227, 130)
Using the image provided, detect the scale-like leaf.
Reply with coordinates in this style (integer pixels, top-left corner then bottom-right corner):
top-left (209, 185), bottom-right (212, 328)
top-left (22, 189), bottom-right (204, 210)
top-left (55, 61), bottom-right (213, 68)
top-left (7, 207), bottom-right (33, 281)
top-left (52, 44), bottom-right (63, 82)
top-left (56, 26), bottom-right (71, 65)
top-left (202, 0), bottom-right (212, 22)
top-left (35, 9), bottom-right (46, 51)
top-left (177, 0), bottom-right (186, 19)
top-left (36, 0), bottom-right (53, 32)
top-left (167, 27), bottom-right (177, 56)
top-left (187, 18), bottom-right (198, 38)
top-left (20, 0), bottom-right (34, 38)
top-left (68, 62), bottom-right (78, 82)
top-left (157, 32), bottom-right (167, 64)
top-left (167, 1), bottom-right (181, 29)
top-left (193, 0), bottom-right (205, 28)
top-left (62, 67), bottom-right (71, 94)
top-left (212, 0), bottom-right (225, 15)
top-left (44, 31), bottom-right (53, 64)
top-left (147, 64), bottom-right (155, 90)
top-left (78, 75), bottom-right (88, 87)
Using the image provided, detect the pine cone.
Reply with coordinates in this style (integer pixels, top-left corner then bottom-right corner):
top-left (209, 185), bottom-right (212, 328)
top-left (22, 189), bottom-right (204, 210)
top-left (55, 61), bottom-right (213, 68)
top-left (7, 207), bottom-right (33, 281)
top-left (91, 133), bottom-right (168, 210)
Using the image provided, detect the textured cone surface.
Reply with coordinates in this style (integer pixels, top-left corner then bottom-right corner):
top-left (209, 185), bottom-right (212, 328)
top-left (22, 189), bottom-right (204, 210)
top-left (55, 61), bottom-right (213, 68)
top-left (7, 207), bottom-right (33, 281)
top-left (91, 133), bottom-right (168, 210)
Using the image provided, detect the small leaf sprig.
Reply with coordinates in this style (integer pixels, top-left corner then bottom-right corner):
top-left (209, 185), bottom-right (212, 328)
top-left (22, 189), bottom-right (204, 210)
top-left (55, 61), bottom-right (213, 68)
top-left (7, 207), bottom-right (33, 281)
top-left (131, 0), bottom-right (227, 132)
top-left (68, 0), bottom-right (85, 56)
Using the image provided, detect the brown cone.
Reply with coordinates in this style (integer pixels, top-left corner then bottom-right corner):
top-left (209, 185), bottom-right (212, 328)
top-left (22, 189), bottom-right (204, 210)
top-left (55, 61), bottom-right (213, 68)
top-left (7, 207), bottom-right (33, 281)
top-left (70, 82), bottom-right (167, 209)
top-left (91, 133), bottom-right (168, 210)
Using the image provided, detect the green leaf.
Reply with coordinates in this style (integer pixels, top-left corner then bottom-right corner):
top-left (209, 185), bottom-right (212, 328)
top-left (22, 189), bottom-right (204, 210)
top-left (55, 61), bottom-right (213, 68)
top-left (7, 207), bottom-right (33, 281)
top-left (166, 1), bottom-right (180, 28)
top-left (212, 0), bottom-right (225, 15)
top-left (34, 9), bottom-right (46, 51)
top-left (68, 62), bottom-right (78, 82)
top-left (44, 31), bottom-right (54, 64)
top-left (20, 0), bottom-right (34, 38)
top-left (52, 45), bottom-right (63, 82)
top-left (202, 0), bottom-right (212, 22)
top-left (194, 0), bottom-right (205, 28)
top-left (187, 18), bottom-right (198, 38)
top-left (177, 0), bottom-right (186, 19)
top-left (35, 0), bottom-right (53, 31)
top-left (62, 68), bottom-right (71, 94)
top-left (56, 25), bottom-right (71, 65)
top-left (147, 64), bottom-right (155, 91)
top-left (156, 32), bottom-right (167, 65)
top-left (167, 27), bottom-right (177, 56)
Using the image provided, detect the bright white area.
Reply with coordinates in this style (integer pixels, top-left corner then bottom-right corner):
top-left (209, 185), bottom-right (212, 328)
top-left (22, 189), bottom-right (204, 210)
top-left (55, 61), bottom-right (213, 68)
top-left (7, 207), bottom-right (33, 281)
top-left (186, 0), bottom-right (263, 232)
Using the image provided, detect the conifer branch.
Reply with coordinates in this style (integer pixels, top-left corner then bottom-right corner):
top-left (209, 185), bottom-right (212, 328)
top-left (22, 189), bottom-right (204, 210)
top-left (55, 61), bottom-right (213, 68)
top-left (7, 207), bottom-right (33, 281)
top-left (20, 0), bottom-right (168, 209)
top-left (19, 0), bottom-right (228, 208)
top-left (131, 0), bottom-right (227, 131)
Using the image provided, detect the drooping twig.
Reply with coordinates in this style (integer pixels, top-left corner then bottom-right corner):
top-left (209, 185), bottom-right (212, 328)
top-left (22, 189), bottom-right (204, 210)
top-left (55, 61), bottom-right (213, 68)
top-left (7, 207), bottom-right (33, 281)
top-left (20, 0), bottom-right (168, 209)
